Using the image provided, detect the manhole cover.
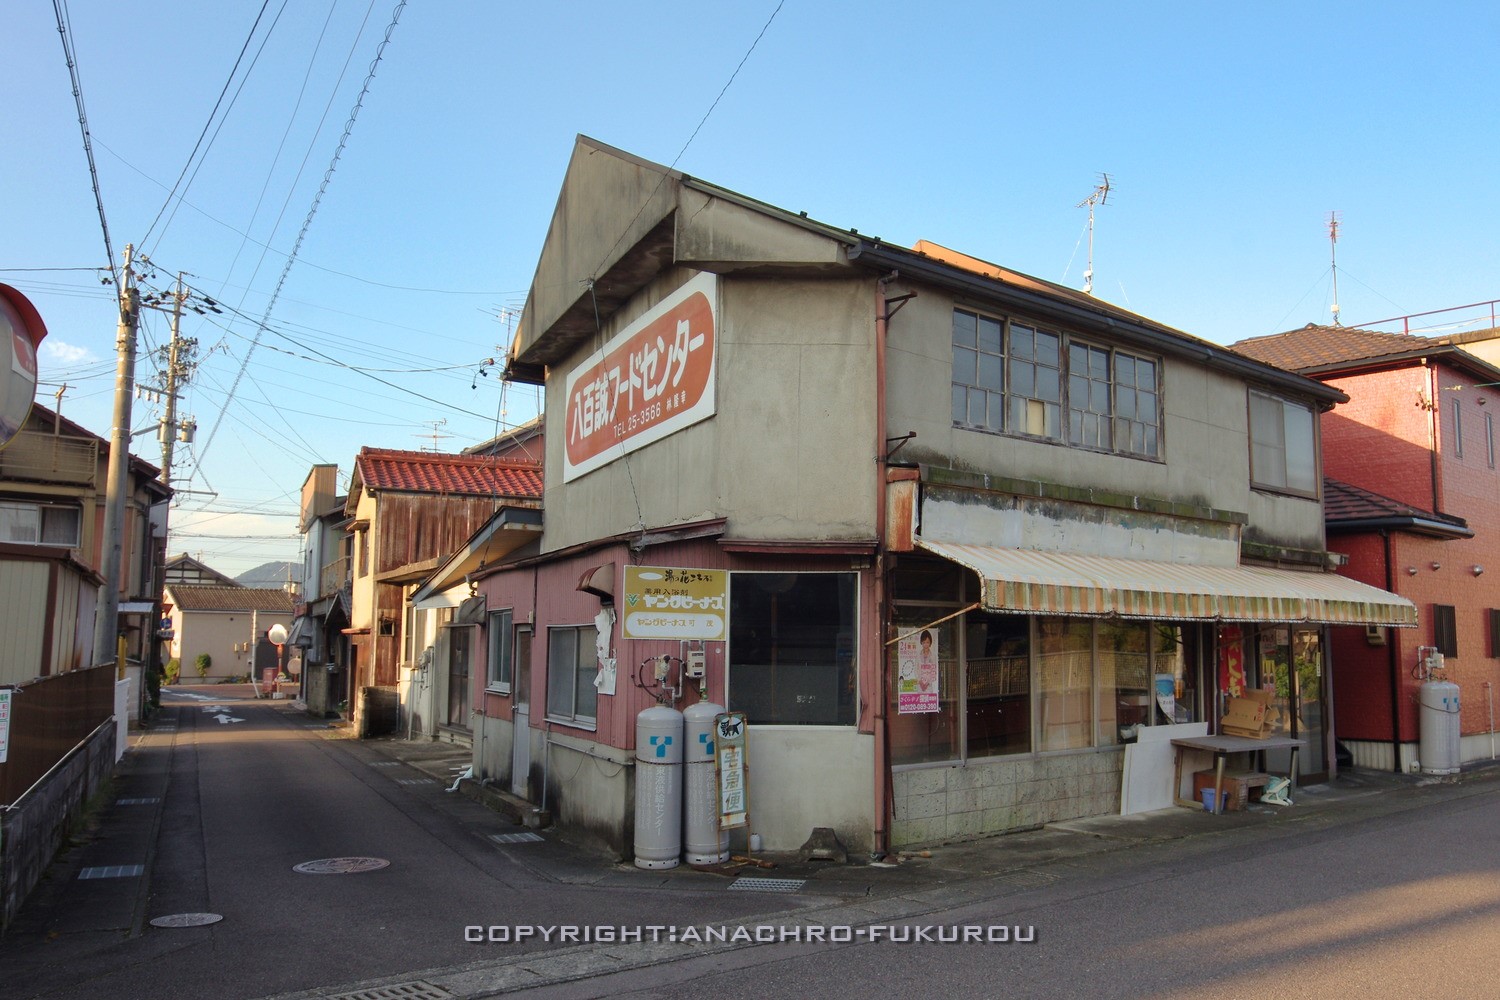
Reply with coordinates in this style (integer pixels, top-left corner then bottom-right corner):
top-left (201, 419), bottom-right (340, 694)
top-left (293, 857), bottom-right (391, 875)
top-left (728, 877), bottom-right (805, 893)
top-left (150, 912), bottom-right (224, 928)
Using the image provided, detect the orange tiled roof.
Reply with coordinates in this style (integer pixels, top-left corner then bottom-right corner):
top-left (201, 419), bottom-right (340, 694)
top-left (1230, 324), bottom-right (1431, 372)
top-left (354, 448), bottom-right (542, 499)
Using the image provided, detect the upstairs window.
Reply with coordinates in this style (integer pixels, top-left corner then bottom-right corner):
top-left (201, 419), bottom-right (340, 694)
top-left (0, 501), bottom-right (81, 547)
top-left (1486, 412), bottom-right (1495, 469)
top-left (1433, 604), bottom-right (1458, 659)
top-left (1249, 391), bottom-right (1317, 496)
top-left (1452, 400), bottom-right (1465, 460)
top-left (952, 308), bottom-right (1160, 459)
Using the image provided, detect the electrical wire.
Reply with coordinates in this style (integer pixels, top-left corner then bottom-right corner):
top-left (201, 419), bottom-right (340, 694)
top-left (140, 0), bottom-right (278, 250)
top-left (51, 0), bottom-right (117, 281)
top-left (197, 0), bottom-right (409, 467)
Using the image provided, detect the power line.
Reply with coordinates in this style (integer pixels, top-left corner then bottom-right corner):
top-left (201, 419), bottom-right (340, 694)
top-left (51, 0), bottom-right (116, 281)
top-left (140, 0), bottom-right (277, 249)
top-left (198, 0), bottom-right (409, 467)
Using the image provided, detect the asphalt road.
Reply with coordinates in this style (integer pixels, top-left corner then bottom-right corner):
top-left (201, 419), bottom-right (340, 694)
top-left (0, 689), bottom-right (807, 1000)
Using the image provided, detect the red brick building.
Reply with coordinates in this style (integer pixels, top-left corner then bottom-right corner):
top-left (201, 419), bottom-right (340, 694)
top-left (1233, 325), bottom-right (1500, 770)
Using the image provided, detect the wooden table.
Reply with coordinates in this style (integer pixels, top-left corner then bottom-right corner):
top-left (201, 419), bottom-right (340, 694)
top-left (1170, 733), bottom-right (1306, 813)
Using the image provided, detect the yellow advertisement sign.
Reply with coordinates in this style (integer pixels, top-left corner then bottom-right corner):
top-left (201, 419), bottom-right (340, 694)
top-left (622, 566), bottom-right (728, 640)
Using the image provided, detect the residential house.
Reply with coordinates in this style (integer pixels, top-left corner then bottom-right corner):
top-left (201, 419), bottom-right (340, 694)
top-left (460, 137), bottom-right (1413, 859)
top-left (162, 585), bottom-right (293, 682)
top-left (165, 552), bottom-right (240, 588)
top-left (1231, 324), bottom-right (1500, 771)
top-left (290, 464), bottom-right (351, 716)
top-left (343, 448), bottom-right (542, 738)
top-left (464, 414), bottom-right (545, 464)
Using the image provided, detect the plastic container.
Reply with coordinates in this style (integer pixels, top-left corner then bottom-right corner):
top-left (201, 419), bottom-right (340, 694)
top-left (1200, 788), bottom-right (1217, 813)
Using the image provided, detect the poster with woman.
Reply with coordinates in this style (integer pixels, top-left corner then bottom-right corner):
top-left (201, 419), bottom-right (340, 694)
top-left (897, 629), bottom-right (940, 714)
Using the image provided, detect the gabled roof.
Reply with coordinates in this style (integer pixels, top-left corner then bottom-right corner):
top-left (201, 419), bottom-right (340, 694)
top-left (165, 553), bottom-right (240, 587)
top-left (350, 448), bottom-right (543, 501)
top-left (1231, 324), bottom-right (1500, 389)
top-left (165, 585), bottom-right (294, 613)
top-left (1231, 325), bottom-right (1433, 372)
top-left (1323, 478), bottom-right (1472, 539)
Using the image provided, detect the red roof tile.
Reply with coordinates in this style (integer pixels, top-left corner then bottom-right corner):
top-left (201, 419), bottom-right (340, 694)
top-left (1230, 324), bottom-right (1431, 372)
top-left (354, 448), bottom-right (542, 499)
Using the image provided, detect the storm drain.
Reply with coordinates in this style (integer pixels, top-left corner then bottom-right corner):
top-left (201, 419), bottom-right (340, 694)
top-left (489, 832), bottom-right (543, 845)
top-left (116, 797), bottom-right (160, 805)
top-left (322, 982), bottom-right (453, 1000)
top-left (993, 869), bottom-right (1060, 889)
top-left (150, 912), bottom-right (223, 928)
top-left (368, 760), bottom-right (401, 767)
top-left (396, 778), bottom-right (437, 786)
top-left (727, 877), bottom-right (806, 894)
top-left (293, 857), bottom-right (391, 875)
top-left (79, 865), bottom-right (144, 879)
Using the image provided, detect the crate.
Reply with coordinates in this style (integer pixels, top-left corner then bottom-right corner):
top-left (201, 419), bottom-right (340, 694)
top-left (1192, 769), bottom-right (1270, 812)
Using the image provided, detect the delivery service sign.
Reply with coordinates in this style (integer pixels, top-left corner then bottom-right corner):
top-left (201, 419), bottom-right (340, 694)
top-left (563, 272), bottom-right (716, 482)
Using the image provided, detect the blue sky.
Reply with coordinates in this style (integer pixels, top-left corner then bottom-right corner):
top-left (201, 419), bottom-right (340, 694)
top-left (5, 2), bottom-right (1497, 575)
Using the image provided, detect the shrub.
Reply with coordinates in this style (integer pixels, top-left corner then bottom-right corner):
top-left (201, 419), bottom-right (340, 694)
top-left (165, 658), bottom-right (181, 685)
top-left (195, 653), bottom-right (212, 679)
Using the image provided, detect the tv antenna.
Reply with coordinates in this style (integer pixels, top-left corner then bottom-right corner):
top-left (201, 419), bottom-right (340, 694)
top-left (416, 418), bottom-right (453, 452)
top-left (1076, 173), bottom-right (1112, 295)
top-left (1327, 211), bottom-right (1342, 326)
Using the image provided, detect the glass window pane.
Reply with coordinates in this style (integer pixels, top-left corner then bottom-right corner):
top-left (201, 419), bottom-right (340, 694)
top-left (730, 574), bottom-right (857, 725)
top-left (1097, 621), bottom-right (1150, 745)
top-left (969, 389), bottom-right (987, 427)
top-left (1037, 366), bottom-right (1059, 401)
top-left (952, 383), bottom-right (966, 423)
top-left (978, 316), bottom-right (1003, 354)
top-left (1116, 354), bottom-right (1136, 386)
top-left (1010, 360), bottom-right (1034, 396)
top-left (987, 392), bottom-right (1005, 431)
top-left (1117, 386), bottom-right (1136, 418)
top-left (966, 615), bottom-right (1031, 758)
top-left (1035, 330), bottom-right (1059, 364)
top-left (953, 346), bottom-right (977, 384)
top-left (574, 625), bottom-right (599, 721)
top-left (1037, 618), bottom-right (1093, 751)
top-left (889, 612), bottom-right (961, 765)
top-left (546, 628), bottom-right (576, 719)
top-left (1011, 324), bottom-right (1034, 358)
top-left (952, 309), bottom-right (977, 347)
top-left (978, 353), bottom-right (1004, 391)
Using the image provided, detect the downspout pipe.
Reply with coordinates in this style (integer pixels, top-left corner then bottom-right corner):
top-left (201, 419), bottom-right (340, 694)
top-left (872, 271), bottom-right (898, 856)
top-left (1384, 530), bottom-right (1402, 772)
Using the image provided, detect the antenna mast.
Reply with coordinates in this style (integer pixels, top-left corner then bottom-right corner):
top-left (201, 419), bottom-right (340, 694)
top-left (1077, 174), bottom-right (1112, 295)
top-left (1327, 211), bottom-right (1342, 326)
top-left (416, 418), bottom-right (453, 452)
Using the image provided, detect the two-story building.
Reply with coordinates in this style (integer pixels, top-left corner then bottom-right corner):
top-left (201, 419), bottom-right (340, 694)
top-left (465, 137), bottom-right (1415, 859)
top-left (1232, 324), bottom-right (1500, 772)
top-left (291, 464), bottom-right (352, 716)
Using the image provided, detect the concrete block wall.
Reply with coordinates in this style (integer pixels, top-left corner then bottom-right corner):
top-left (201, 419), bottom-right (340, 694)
top-left (890, 750), bottom-right (1123, 847)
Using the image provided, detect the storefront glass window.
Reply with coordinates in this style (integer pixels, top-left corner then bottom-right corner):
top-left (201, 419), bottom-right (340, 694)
top-left (888, 613), bottom-right (961, 764)
top-left (1037, 618), bottom-right (1094, 751)
top-left (729, 573), bottom-right (856, 726)
top-left (1096, 621), bottom-right (1150, 745)
top-left (965, 615), bottom-right (1030, 758)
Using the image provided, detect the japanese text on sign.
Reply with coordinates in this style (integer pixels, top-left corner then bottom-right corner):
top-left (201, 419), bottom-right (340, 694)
top-left (563, 272), bottom-right (717, 482)
top-left (714, 712), bottom-right (748, 829)
top-left (623, 566), bottom-right (728, 640)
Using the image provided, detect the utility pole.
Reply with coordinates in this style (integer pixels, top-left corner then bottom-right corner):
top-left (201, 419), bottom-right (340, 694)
top-left (93, 244), bottom-right (139, 669)
top-left (156, 273), bottom-right (200, 486)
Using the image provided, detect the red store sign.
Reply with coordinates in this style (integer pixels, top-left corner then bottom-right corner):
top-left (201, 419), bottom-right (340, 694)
top-left (563, 272), bottom-right (717, 482)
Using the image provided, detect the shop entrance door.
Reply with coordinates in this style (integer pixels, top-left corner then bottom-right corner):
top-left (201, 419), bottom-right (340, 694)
top-left (1258, 627), bottom-right (1327, 781)
top-left (510, 627), bottom-right (532, 798)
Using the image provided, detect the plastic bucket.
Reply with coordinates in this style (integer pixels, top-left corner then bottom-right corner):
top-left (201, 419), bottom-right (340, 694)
top-left (1200, 788), bottom-right (1217, 813)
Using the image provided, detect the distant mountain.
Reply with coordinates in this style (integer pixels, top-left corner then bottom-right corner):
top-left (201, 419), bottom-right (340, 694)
top-left (234, 561), bottom-right (300, 590)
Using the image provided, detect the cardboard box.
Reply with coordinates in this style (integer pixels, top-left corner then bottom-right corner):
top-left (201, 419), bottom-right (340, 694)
top-left (1220, 690), bottom-right (1274, 738)
top-left (1192, 769), bottom-right (1270, 811)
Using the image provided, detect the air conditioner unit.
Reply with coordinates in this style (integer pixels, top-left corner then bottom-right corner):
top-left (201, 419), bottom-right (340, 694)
top-left (1364, 625), bottom-right (1386, 646)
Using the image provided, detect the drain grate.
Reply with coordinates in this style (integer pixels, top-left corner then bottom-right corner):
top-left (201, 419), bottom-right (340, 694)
top-left (368, 760), bottom-right (401, 767)
top-left (116, 797), bottom-right (160, 806)
top-left (323, 982), bottom-right (453, 1000)
top-left (728, 877), bottom-right (805, 893)
top-left (150, 912), bottom-right (224, 928)
top-left (293, 857), bottom-right (391, 875)
top-left (489, 832), bottom-right (543, 845)
top-left (396, 778), bottom-right (437, 786)
top-left (79, 865), bottom-right (144, 879)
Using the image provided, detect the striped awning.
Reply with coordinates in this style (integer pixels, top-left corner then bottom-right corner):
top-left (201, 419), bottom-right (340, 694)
top-left (918, 540), bottom-right (1417, 627)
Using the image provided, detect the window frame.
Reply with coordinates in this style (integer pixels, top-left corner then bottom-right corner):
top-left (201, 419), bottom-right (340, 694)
top-left (727, 571), bottom-right (859, 727)
top-left (0, 500), bottom-right (83, 548)
top-left (486, 608), bottom-right (514, 693)
top-left (950, 306), bottom-right (1163, 460)
top-left (1453, 399), bottom-right (1464, 460)
top-left (545, 623), bottom-right (599, 729)
top-left (1433, 604), bottom-right (1458, 659)
top-left (1485, 411), bottom-right (1494, 469)
top-left (1248, 390), bottom-right (1319, 498)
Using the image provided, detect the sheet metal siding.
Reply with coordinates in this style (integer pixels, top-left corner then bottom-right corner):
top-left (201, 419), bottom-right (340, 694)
top-left (923, 540), bottom-right (1417, 626)
top-left (0, 560), bottom-right (50, 684)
